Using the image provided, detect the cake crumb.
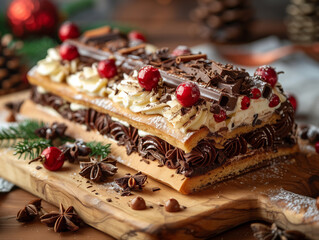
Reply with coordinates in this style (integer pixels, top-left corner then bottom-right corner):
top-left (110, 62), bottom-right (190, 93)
top-left (152, 187), bottom-right (161, 192)
top-left (35, 166), bottom-right (42, 170)
top-left (106, 198), bottom-right (112, 202)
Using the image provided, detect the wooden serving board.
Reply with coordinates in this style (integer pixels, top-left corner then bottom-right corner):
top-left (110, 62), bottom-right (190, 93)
top-left (1, 92), bottom-right (319, 240)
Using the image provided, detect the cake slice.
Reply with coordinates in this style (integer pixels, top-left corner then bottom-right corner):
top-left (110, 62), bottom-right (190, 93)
top-left (21, 26), bottom-right (298, 194)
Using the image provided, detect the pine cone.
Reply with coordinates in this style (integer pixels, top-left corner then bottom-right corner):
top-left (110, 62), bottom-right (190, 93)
top-left (0, 34), bottom-right (27, 95)
top-left (190, 0), bottom-right (254, 43)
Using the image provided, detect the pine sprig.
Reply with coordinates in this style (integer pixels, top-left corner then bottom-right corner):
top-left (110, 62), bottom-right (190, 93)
top-left (14, 139), bottom-right (51, 160)
top-left (86, 142), bottom-right (111, 159)
top-left (0, 120), bottom-right (45, 147)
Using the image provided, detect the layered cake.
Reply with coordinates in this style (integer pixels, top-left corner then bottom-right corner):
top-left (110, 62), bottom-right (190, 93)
top-left (21, 26), bottom-right (298, 194)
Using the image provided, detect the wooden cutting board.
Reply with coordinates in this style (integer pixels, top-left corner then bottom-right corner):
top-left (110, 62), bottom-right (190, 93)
top-left (1, 92), bottom-right (319, 240)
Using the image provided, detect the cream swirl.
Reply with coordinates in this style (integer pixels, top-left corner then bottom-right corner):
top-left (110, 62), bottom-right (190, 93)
top-left (37, 48), bottom-right (78, 83)
top-left (67, 63), bottom-right (108, 97)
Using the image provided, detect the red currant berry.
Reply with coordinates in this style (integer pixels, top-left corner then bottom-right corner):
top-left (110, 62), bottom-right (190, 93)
top-left (287, 94), bottom-right (297, 112)
top-left (241, 96), bottom-right (250, 110)
top-left (59, 43), bottom-right (79, 61)
top-left (269, 94), bottom-right (280, 107)
top-left (251, 88), bottom-right (261, 99)
top-left (29, 147), bottom-right (65, 171)
top-left (59, 21), bottom-right (80, 42)
top-left (315, 142), bottom-right (319, 154)
top-left (97, 59), bottom-right (117, 78)
top-left (176, 82), bottom-right (200, 107)
top-left (213, 109), bottom-right (227, 123)
top-left (128, 31), bottom-right (146, 42)
top-left (254, 65), bottom-right (278, 88)
top-left (171, 45), bottom-right (191, 57)
top-left (138, 66), bottom-right (161, 91)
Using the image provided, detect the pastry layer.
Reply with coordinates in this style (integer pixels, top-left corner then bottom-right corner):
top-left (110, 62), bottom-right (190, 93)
top-left (20, 99), bottom-right (299, 194)
top-left (28, 70), bottom-right (284, 152)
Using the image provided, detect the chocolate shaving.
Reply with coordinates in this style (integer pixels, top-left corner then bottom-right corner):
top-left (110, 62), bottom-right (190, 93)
top-left (40, 203), bottom-right (82, 232)
top-left (118, 44), bottom-right (146, 55)
top-left (175, 54), bottom-right (207, 64)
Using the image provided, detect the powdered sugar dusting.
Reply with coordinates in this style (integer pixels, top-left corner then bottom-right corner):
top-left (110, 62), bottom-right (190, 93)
top-left (268, 188), bottom-right (319, 221)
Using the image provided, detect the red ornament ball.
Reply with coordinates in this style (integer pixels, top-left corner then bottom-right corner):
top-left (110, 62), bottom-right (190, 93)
top-left (241, 96), bottom-right (250, 110)
top-left (176, 82), bottom-right (200, 107)
top-left (98, 59), bottom-right (118, 78)
top-left (254, 65), bottom-right (278, 88)
top-left (269, 94), bottom-right (280, 108)
top-left (7, 0), bottom-right (59, 37)
top-left (37, 147), bottom-right (65, 171)
top-left (250, 88), bottom-right (261, 99)
top-left (138, 66), bottom-right (161, 91)
top-left (128, 31), bottom-right (146, 42)
top-left (213, 109), bottom-right (227, 123)
top-left (287, 94), bottom-right (298, 112)
top-left (59, 43), bottom-right (79, 61)
top-left (315, 142), bottom-right (319, 154)
top-left (59, 21), bottom-right (80, 42)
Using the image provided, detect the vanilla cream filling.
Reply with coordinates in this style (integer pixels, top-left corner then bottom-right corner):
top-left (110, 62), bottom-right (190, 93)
top-left (37, 48), bottom-right (78, 83)
top-left (35, 52), bottom-right (288, 134)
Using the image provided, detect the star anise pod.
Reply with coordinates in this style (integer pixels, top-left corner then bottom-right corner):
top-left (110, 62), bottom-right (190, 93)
top-left (115, 172), bottom-right (147, 194)
top-left (35, 122), bottom-right (67, 140)
top-left (40, 203), bottom-right (81, 232)
top-left (16, 198), bottom-right (42, 222)
top-left (251, 223), bottom-right (307, 240)
top-left (60, 140), bottom-right (91, 163)
top-left (79, 157), bottom-right (117, 182)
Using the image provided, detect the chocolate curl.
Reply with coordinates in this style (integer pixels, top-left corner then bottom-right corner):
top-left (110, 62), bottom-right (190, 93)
top-left (80, 26), bottom-right (123, 43)
top-left (160, 71), bottom-right (237, 110)
top-left (175, 54), bottom-right (207, 64)
top-left (117, 44), bottom-right (146, 55)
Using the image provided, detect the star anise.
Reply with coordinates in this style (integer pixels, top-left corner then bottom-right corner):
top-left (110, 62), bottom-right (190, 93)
top-left (16, 198), bottom-right (42, 222)
top-left (35, 122), bottom-right (67, 140)
top-left (251, 223), bottom-right (307, 240)
top-left (79, 157), bottom-right (117, 182)
top-left (60, 140), bottom-right (91, 163)
top-left (115, 172), bottom-right (147, 194)
top-left (40, 203), bottom-right (81, 232)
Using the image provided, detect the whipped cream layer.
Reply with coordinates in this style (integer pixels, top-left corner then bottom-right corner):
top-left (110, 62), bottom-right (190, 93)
top-left (36, 49), bottom-right (287, 134)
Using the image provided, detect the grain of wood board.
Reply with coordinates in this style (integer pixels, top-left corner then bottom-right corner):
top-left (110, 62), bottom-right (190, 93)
top-left (1, 92), bottom-right (319, 239)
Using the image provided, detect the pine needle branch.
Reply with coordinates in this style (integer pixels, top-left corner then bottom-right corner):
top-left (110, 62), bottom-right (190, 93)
top-left (13, 139), bottom-right (51, 160)
top-left (86, 142), bottom-right (111, 159)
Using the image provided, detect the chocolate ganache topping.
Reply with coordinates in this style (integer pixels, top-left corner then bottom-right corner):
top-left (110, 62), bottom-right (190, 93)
top-left (224, 136), bottom-right (247, 158)
top-left (245, 125), bottom-right (276, 149)
top-left (274, 101), bottom-right (295, 138)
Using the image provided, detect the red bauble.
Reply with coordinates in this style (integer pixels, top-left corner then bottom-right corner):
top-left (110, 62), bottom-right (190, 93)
top-left (138, 66), bottom-right (161, 91)
top-left (213, 109), bottom-right (227, 123)
top-left (7, 0), bottom-right (59, 37)
top-left (176, 82), bottom-right (200, 107)
top-left (315, 142), bottom-right (319, 154)
top-left (241, 96), bottom-right (250, 110)
top-left (59, 43), bottom-right (79, 61)
top-left (59, 22), bottom-right (80, 42)
top-left (98, 59), bottom-right (118, 78)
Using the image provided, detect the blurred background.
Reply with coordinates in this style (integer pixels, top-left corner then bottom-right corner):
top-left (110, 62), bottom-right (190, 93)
top-left (0, 0), bottom-right (318, 124)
